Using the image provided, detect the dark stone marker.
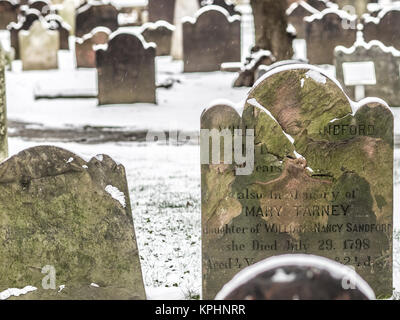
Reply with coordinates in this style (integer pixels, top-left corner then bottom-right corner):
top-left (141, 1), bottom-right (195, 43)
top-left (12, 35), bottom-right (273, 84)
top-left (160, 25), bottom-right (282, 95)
top-left (0, 146), bottom-right (146, 300)
top-left (45, 14), bottom-right (71, 50)
top-left (183, 6), bottom-right (241, 72)
top-left (216, 255), bottom-right (375, 300)
top-left (75, 26), bottom-right (111, 68)
top-left (305, 9), bottom-right (357, 65)
top-left (201, 64), bottom-right (393, 299)
top-left (28, 0), bottom-right (50, 16)
top-left (202, 0), bottom-right (241, 16)
top-left (75, 2), bottom-right (118, 37)
top-left (96, 31), bottom-right (156, 105)
top-left (0, 0), bottom-right (18, 30)
top-left (141, 21), bottom-right (175, 56)
top-left (286, 1), bottom-right (319, 39)
top-left (148, 0), bottom-right (176, 24)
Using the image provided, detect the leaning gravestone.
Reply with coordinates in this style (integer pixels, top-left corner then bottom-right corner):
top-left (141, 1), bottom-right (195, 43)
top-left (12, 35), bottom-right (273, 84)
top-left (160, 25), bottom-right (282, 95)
top-left (335, 33), bottom-right (400, 107)
top-left (286, 1), bottom-right (319, 39)
top-left (19, 20), bottom-right (59, 70)
top-left (201, 64), bottom-right (393, 299)
top-left (0, 146), bottom-right (145, 300)
top-left (75, 26), bottom-right (111, 68)
top-left (45, 14), bottom-right (71, 50)
top-left (96, 30), bottom-right (156, 105)
top-left (0, 47), bottom-right (7, 161)
top-left (0, 0), bottom-right (19, 30)
top-left (305, 9), bottom-right (357, 65)
top-left (182, 6), bottom-right (241, 72)
top-left (75, 2), bottom-right (118, 37)
top-left (148, 0), bottom-right (176, 24)
top-left (141, 21), bottom-right (175, 56)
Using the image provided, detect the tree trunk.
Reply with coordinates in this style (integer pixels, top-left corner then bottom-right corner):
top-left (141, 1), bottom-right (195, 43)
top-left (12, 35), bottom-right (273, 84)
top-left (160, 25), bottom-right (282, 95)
top-left (250, 0), bottom-right (293, 60)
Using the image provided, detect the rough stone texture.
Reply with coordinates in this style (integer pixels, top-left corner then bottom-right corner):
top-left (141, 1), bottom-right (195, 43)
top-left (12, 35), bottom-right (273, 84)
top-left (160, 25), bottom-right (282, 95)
top-left (201, 65), bottom-right (393, 299)
top-left (287, 1), bottom-right (319, 39)
top-left (183, 6), bottom-right (241, 72)
top-left (19, 20), bottom-right (59, 70)
top-left (148, 0), bottom-right (176, 24)
top-left (75, 2), bottom-right (118, 37)
top-left (305, 10), bottom-right (357, 65)
top-left (8, 9), bottom-right (40, 59)
top-left (45, 14), bottom-right (71, 50)
top-left (363, 9), bottom-right (400, 51)
top-left (0, 47), bottom-right (7, 161)
top-left (75, 26), bottom-right (111, 68)
top-left (141, 21), bottom-right (175, 56)
top-left (0, 0), bottom-right (18, 30)
top-left (96, 31), bottom-right (156, 105)
top-left (335, 38), bottom-right (400, 107)
top-left (0, 146), bottom-right (146, 300)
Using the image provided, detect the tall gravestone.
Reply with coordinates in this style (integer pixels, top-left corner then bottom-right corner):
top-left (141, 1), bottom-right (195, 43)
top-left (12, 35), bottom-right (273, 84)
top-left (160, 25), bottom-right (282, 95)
top-left (96, 31), bottom-right (156, 105)
top-left (75, 2), bottom-right (118, 37)
top-left (141, 21), bottom-right (175, 56)
top-left (0, 47), bottom-right (7, 162)
top-left (182, 6), bottom-right (241, 72)
top-left (0, 146), bottom-right (145, 300)
top-left (286, 1), bottom-right (320, 39)
top-left (75, 26), bottom-right (111, 68)
top-left (148, 0), bottom-right (176, 24)
top-left (335, 34), bottom-right (400, 107)
top-left (305, 9), bottom-right (357, 65)
top-left (19, 20), bottom-right (59, 70)
top-left (201, 64), bottom-right (393, 299)
top-left (0, 0), bottom-right (19, 30)
top-left (363, 8), bottom-right (400, 51)
top-left (45, 14), bottom-right (71, 50)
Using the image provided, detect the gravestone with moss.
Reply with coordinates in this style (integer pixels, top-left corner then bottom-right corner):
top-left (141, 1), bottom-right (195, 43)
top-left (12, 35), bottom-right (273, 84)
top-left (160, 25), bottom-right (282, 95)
top-left (0, 47), bottom-right (7, 161)
top-left (0, 146), bottom-right (145, 300)
top-left (201, 64), bottom-right (393, 299)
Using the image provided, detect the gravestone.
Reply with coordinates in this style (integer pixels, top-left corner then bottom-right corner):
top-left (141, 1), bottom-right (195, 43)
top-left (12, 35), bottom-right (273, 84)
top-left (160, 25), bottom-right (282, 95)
top-left (286, 1), bottom-right (319, 39)
top-left (202, 0), bottom-right (241, 16)
top-left (96, 30), bottom-right (156, 105)
top-left (75, 26), bottom-right (110, 68)
top-left (182, 6), bottom-right (241, 72)
top-left (19, 20), bottom-right (59, 70)
top-left (28, 0), bottom-right (51, 15)
top-left (8, 8), bottom-right (40, 59)
top-left (0, 0), bottom-right (19, 30)
top-left (141, 21), bottom-right (175, 56)
top-left (171, 0), bottom-right (199, 60)
top-left (216, 255), bottom-right (375, 300)
top-left (45, 14), bottom-right (71, 50)
top-left (75, 2), bottom-right (118, 37)
top-left (363, 8), bottom-right (400, 51)
top-left (58, 0), bottom-right (75, 34)
top-left (305, 9), bottom-right (357, 64)
top-left (201, 64), bottom-right (393, 299)
top-left (0, 47), bottom-right (7, 161)
top-left (148, 0), bottom-right (175, 24)
top-left (331, 0), bottom-right (371, 15)
top-left (306, 0), bottom-right (331, 11)
top-left (0, 146), bottom-right (145, 300)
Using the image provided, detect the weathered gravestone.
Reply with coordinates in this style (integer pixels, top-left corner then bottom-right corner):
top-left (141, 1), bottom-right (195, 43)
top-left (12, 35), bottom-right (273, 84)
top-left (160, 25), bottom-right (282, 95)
top-left (0, 146), bottom-right (145, 300)
top-left (216, 254), bottom-right (376, 300)
top-left (0, 47), bottom-right (7, 162)
top-left (182, 6), bottom-right (241, 72)
top-left (8, 8), bottom-right (40, 59)
top-left (305, 9), bottom-right (357, 65)
top-left (335, 33), bottom-right (400, 107)
top-left (141, 21), bottom-right (175, 56)
top-left (148, 0), bottom-right (176, 24)
top-left (363, 8), bottom-right (400, 51)
top-left (75, 2), bottom-right (118, 37)
top-left (201, 64), bottom-right (393, 299)
top-left (202, 0), bottom-right (241, 16)
top-left (286, 1), bottom-right (319, 39)
top-left (28, 0), bottom-right (51, 16)
top-left (75, 26), bottom-right (110, 68)
top-left (45, 14), bottom-right (71, 50)
top-left (19, 20), bottom-right (59, 70)
top-left (306, 0), bottom-right (333, 11)
top-left (96, 30), bottom-right (156, 105)
top-left (0, 0), bottom-right (19, 30)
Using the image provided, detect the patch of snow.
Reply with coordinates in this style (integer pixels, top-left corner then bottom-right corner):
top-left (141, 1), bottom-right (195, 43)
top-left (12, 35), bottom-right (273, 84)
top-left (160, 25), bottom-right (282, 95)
top-left (0, 286), bottom-right (37, 300)
top-left (82, 165), bottom-right (88, 169)
top-left (66, 157), bottom-right (74, 163)
top-left (305, 70), bottom-right (326, 84)
top-left (300, 78), bottom-right (305, 88)
top-left (58, 285), bottom-right (65, 293)
top-left (271, 268), bottom-right (297, 283)
top-left (105, 185), bottom-right (126, 208)
top-left (90, 283), bottom-right (100, 288)
top-left (182, 5), bottom-right (241, 25)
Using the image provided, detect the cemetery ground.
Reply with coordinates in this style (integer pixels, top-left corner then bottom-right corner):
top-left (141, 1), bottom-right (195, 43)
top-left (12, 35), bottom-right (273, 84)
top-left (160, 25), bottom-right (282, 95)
top-left (5, 51), bottom-right (400, 299)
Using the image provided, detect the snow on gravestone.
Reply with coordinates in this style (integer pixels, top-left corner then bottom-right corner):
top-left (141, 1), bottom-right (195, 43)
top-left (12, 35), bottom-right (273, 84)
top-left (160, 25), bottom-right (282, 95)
top-left (75, 2), bottom-right (118, 37)
top-left (182, 6), bottom-right (241, 72)
top-left (0, 146), bottom-right (145, 300)
top-left (141, 21), bottom-right (175, 56)
top-left (305, 8), bottom-right (357, 65)
top-left (45, 14), bottom-right (71, 50)
top-left (19, 20), bottom-right (59, 70)
top-left (216, 255), bottom-right (375, 300)
top-left (305, 0), bottom-right (333, 11)
top-left (95, 30), bottom-right (156, 105)
top-left (286, 1), bottom-right (319, 40)
top-left (0, 0), bottom-right (18, 30)
top-left (201, 64), bottom-right (393, 299)
top-left (0, 47), bottom-right (7, 161)
top-left (75, 26), bottom-right (111, 68)
top-left (202, 0), bottom-right (242, 17)
top-left (335, 34), bottom-right (400, 107)
top-left (148, 0), bottom-right (176, 24)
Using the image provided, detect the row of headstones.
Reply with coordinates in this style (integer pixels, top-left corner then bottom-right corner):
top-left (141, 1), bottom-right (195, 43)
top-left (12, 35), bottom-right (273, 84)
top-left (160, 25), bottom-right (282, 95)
top-left (0, 58), bottom-right (391, 299)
